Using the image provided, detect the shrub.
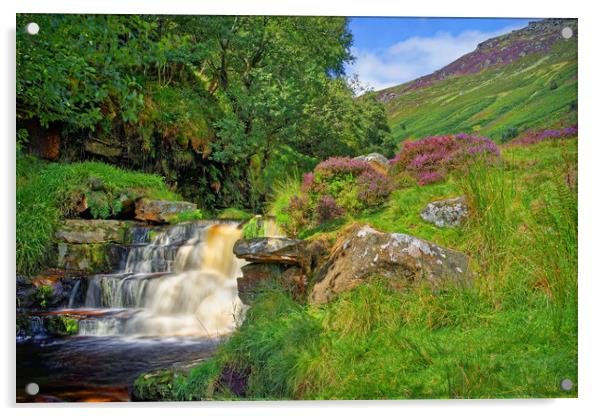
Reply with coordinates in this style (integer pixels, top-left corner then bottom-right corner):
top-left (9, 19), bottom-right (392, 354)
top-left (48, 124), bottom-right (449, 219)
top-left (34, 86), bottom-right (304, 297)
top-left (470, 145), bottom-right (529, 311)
top-left (390, 134), bottom-right (500, 186)
top-left (315, 195), bottom-right (345, 224)
top-left (356, 170), bottom-right (396, 208)
top-left (510, 126), bottom-right (578, 146)
top-left (284, 195), bottom-right (311, 237)
top-left (284, 157), bottom-right (396, 235)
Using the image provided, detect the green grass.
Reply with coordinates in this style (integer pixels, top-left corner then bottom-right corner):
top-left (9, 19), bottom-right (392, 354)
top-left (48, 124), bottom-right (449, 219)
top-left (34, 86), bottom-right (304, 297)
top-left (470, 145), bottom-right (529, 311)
top-left (16, 154), bottom-right (181, 275)
top-left (169, 209), bottom-right (207, 224)
top-left (217, 208), bottom-right (254, 221)
top-left (169, 137), bottom-right (577, 400)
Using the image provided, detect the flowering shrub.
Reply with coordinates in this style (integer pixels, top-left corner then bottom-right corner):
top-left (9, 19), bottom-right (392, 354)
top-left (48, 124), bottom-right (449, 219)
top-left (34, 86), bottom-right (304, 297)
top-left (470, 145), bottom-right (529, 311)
top-left (511, 126), bottom-right (578, 146)
top-left (356, 170), bottom-right (396, 207)
top-left (390, 134), bottom-right (500, 186)
top-left (314, 157), bottom-right (372, 177)
top-left (285, 156), bottom-right (395, 235)
top-left (315, 195), bottom-right (346, 223)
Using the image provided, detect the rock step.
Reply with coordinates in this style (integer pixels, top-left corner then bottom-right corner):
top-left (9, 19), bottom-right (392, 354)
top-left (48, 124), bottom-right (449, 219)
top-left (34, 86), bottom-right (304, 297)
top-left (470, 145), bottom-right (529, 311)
top-left (233, 237), bottom-right (304, 264)
top-left (135, 199), bottom-right (197, 223)
top-left (54, 219), bottom-right (136, 244)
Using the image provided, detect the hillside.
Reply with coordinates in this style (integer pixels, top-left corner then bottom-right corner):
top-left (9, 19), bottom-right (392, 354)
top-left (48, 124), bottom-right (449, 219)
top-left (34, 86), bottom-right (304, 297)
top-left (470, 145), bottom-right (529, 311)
top-left (378, 18), bottom-right (578, 143)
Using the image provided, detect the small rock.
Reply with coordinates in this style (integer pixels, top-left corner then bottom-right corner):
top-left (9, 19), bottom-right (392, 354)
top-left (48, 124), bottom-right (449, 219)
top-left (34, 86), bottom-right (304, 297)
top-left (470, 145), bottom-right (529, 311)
top-left (134, 199), bottom-right (197, 223)
top-left (420, 196), bottom-right (468, 228)
top-left (84, 140), bottom-right (122, 158)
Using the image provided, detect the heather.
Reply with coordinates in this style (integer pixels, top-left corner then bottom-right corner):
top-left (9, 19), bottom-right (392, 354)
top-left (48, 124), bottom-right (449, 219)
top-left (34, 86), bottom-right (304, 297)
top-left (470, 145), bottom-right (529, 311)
top-left (511, 125), bottom-right (578, 146)
top-left (390, 134), bottom-right (500, 185)
top-left (282, 157), bottom-right (395, 236)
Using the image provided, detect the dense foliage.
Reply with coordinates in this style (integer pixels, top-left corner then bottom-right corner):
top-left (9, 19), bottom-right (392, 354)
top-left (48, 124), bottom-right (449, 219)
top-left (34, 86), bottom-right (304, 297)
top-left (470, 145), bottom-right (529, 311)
top-left (17, 14), bottom-right (390, 210)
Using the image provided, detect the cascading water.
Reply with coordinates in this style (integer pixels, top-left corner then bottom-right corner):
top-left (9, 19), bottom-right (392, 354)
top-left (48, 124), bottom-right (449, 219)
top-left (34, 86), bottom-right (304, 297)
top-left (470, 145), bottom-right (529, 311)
top-left (69, 221), bottom-right (247, 338)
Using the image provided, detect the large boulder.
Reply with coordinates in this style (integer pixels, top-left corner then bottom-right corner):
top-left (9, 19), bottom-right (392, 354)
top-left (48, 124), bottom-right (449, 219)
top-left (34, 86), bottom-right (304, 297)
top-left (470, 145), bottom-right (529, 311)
top-left (135, 199), bottom-right (197, 223)
top-left (353, 152), bottom-right (390, 175)
top-left (309, 225), bottom-right (471, 304)
top-left (420, 196), bottom-right (468, 228)
top-left (233, 237), bottom-right (304, 265)
top-left (54, 219), bottom-right (132, 244)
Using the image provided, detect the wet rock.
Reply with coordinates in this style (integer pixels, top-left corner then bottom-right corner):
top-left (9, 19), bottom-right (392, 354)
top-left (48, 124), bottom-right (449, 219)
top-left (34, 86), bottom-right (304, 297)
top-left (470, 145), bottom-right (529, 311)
top-left (353, 152), bottom-right (390, 175)
top-left (237, 263), bottom-right (286, 304)
top-left (55, 243), bottom-right (125, 273)
top-left (233, 237), bottom-right (304, 265)
top-left (17, 271), bottom-right (83, 310)
top-left (135, 199), bottom-right (197, 223)
top-left (420, 196), bottom-right (468, 228)
top-left (55, 219), bottom-right (132, 244)
top-left (309, 225), bottom-right (471, 304)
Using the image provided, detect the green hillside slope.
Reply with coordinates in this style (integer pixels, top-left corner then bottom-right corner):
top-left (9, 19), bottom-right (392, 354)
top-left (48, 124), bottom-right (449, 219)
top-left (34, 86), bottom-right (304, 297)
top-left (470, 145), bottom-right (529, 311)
top-left (379, 19), bottom-right (577, 144)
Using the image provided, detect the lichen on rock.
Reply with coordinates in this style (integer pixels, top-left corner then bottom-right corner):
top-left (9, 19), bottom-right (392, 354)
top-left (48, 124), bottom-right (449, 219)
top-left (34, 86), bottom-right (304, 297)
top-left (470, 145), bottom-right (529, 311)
top-left (420, 196), bottom-right (468, 228)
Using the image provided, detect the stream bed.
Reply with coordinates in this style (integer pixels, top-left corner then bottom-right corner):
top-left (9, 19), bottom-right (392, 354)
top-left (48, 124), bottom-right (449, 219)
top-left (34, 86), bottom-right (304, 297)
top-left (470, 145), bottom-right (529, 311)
top-left (17, 336), bottom-right (218, 402)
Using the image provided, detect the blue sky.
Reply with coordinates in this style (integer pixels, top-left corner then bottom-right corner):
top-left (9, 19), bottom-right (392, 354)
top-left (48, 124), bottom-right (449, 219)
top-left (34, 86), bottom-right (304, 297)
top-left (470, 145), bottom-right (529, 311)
top-left (345, 17), bottom-right (535, 91)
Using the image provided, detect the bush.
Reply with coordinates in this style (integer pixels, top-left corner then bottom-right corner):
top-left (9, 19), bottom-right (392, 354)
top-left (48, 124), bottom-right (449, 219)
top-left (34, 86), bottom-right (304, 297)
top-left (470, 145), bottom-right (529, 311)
top-left (510, 125), bottom-right (578, 146)
top-left (283, 157), bottom-right (395, 236)
top-left (390, 134), bottom-right (500, 185)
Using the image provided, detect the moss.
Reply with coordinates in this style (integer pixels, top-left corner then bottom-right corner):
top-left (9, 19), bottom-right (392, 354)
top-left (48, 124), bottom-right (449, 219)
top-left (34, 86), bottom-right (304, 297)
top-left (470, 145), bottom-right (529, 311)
top-left (34, 285), bottom-right (54, 309)
top-left (56, 243), bottom-right (121, 273)
top-left (45, 315), bottom-right (78, 336)
top-left (17, 154), bottom-right (183, 275)
top-left (168, 209), bottom-right (206, 224)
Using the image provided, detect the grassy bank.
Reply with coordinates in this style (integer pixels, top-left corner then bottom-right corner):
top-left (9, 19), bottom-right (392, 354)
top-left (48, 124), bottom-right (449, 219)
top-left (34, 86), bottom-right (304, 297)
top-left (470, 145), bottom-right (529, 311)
top-left (152, 137), bottom-right (577, 400)
top-left (16, 154), bottom-right (180, 275)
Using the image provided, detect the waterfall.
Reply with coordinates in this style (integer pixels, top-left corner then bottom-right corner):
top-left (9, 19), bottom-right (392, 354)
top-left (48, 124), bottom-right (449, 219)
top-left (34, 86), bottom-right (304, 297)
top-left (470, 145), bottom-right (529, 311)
top-left (70, 222), bottom-right (247, 338)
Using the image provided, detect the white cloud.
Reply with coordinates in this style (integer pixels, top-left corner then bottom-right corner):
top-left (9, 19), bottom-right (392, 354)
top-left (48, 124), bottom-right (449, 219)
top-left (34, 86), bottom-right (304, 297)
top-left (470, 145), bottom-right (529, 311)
top-left (347, 25), bottom-right (524, 92)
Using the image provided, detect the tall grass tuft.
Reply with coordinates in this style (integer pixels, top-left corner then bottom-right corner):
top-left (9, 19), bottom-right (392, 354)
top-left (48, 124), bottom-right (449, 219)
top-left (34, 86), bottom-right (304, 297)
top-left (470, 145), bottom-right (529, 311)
top-left (266, 176), bottom-right (302, 232)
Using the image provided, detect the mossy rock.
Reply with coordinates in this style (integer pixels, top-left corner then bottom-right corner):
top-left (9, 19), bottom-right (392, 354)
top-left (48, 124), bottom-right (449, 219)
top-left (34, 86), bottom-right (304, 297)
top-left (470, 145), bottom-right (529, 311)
top-left (55, 243), bottom-right (125, 273)
top-left (132, 369), bottom-right (180, 401)
top-left (54, 220), bottom-right (134, 244)
top-left (45, 315), bottom-right (79, 336)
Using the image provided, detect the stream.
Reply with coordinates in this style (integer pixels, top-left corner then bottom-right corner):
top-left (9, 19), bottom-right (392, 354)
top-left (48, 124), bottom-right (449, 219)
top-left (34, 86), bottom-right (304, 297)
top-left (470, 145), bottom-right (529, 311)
top-left (17, 221), bottom-right (247, 402)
